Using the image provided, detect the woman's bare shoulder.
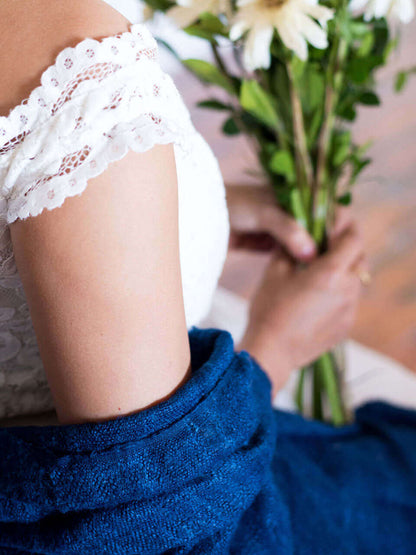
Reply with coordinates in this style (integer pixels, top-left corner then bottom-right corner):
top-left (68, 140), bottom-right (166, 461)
top-left (0, 0), bottom-right (131, 116)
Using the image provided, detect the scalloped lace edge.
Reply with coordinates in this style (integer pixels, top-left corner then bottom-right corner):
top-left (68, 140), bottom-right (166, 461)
top-left (5, 115), bottom-right (193, 223)
top-left (0, 22), bottom-right (154, 131)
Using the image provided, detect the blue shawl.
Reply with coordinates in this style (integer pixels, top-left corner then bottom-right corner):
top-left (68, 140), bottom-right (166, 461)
top-left (1, 326), bottom-right (416, 554)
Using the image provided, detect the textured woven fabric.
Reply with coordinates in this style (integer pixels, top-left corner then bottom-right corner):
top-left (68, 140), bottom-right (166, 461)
top-left (1, 326), bottom-right (416, 554)
top-left (0, 22), bottom-right (229, 419)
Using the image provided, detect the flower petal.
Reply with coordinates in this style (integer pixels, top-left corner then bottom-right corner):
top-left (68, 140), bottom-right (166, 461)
top-left (302, 3), bottom-right (334, 24)
top-left (276, 17), bottom-right (308, 60)
top-left (373, 0), bottom-right (392, 18)
top-left (297, 13), bottom-right (329, 49)
top-left (392, 0), bottom-right (415, 22)
top-left (243, 25), bottom-right (274, 70)
top-left (229, 19), bottom-right (249, 40)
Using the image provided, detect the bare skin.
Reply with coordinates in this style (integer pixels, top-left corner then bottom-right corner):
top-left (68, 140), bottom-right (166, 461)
top-left (235, 207), bottom-right (368, 399)
top-left (3, 1), bottom-right (191, 425)
top-left (226, 186), bottom-right (369, 399)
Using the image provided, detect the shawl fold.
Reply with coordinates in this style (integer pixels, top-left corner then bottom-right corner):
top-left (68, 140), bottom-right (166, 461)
top-left (1, 326), bottom-right (416, 554)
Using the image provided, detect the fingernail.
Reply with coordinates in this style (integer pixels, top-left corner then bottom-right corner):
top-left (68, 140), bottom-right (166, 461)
top-left (301, 244), bottom-right (316, 257)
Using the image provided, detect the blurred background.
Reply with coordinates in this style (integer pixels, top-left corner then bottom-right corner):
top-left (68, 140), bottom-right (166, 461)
top-left (150, 15), bottom-right (416, 372)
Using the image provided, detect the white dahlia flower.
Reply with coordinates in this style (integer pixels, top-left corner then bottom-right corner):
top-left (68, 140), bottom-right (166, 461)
top-left (349, 0), bottom-right (414, 23)
top-left (168, 0), bottom-right (232, 28)
top-left (229, 0), bottom-right (334, 70)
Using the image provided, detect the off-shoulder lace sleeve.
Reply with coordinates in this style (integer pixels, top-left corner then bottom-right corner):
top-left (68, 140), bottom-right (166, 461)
top-left (0, 23), bottom-right (194, 223)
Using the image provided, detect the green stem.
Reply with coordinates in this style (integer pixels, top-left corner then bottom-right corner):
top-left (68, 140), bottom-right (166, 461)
top-left (312, 189), bottom-right (328, 249)
top-left (286, 58), bottom-right (314, 206)
top-left (314, 13), bottom-right (349, 225)
top-left (316, 353), bottom-right (346, 426)
top-left (211, 40), bottom-right (229, 76)
top-left (290, 189), bottom-right (308, 229)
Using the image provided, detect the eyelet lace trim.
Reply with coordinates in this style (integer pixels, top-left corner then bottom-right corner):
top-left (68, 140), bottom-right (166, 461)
top-left (0, 22), bottom-right (194, 223)
top-left (0, 21), bottom-right (217, 420)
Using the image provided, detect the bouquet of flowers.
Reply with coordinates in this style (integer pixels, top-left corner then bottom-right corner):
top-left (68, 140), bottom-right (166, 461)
top-left (141, 0), bottom-right (414, 424)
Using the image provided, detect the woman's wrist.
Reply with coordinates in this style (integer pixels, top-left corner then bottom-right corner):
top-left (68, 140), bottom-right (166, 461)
top-left (236, 329), bottom-right (295, 397)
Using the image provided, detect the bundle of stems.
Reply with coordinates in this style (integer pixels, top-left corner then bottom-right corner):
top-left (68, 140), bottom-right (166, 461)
top-left (152, 0), bottom-right (411, 424)
top-left (287, 6), bottom-right (350, 425)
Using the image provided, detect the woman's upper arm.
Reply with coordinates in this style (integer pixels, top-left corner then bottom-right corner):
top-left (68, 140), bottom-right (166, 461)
top-left (1, 1), bottom-right (191, 425)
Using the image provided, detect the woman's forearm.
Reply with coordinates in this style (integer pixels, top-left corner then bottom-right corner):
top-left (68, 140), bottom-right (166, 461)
top-left (11, 146), bottom-right (191, 426)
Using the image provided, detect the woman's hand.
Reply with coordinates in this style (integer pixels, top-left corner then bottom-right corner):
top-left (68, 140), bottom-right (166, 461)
top-left (226, 184), bottom-right (317, 262)
top-left (237, 207), bottom-right (369, 398)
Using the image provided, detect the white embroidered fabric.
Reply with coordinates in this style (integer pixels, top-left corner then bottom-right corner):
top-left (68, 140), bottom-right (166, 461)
top-left (0, 23), bottom-right (230, 419)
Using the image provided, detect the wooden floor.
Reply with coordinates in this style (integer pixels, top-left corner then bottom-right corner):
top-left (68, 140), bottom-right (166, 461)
top-left (173, 23), bottom-right (416, 372)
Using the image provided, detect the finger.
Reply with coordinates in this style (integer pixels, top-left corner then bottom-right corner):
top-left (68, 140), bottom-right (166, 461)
top-left (323, 224), bottom-right (365, 274)
top-left (261, 205), bottom-right (317, 261)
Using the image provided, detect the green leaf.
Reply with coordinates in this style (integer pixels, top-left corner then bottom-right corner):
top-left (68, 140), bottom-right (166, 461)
top-left (337, 192), bottom-right (352, 205)
top-left (146, 0), bottom-right (175, 10)
top-left (357, 32), bottom-right (375, 57)
top-left (198, 12), bottom-right (228, 35)
top-left (240, 110), bottom-right (262, 131)
top-left (332, 130), bottom-right (352, 167)
top-left (383, 37), bottom-right (398, 63)
top-left (269, 150), bottom-right (296, 182)
top-left (394, 67), bottom-right (416, 92)
top-left (307, 107), bottom-right (323, 148)
top-left (222, 117), bottom-right (240, 135)
top-left (338, 105), bottom-right (357, 121)
top-left (354, 139), bottom-right (373, 157)
top-left (291, 57), bottom-right (306, 80)
top-left (184, 13), bottom-right (228, 40)
top-left (239, 79), bottom-right (279, 129)
top-left (183, 26), bottom-right (219, 41)
top-left (358, 91), bottom-right (380, 105)
top-left (346, 57), bottom-right (378, 84)
top-left (395, 71), bottom-right (408, 92)
top-left (349, 22), bottom-right (371, 38)
top-left (183, 59), bottom-right (235, 94)
top-left (373, 20), bottom-right (389, 56)
top-left (197, 99), bottom-right (232, 111)
top-left (351, 156), bottom-right (371, 182)
top-left (300, 66), bottom-right (325, 113)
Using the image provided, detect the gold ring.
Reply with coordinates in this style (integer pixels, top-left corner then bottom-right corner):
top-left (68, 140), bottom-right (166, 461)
top-left (356, 269), bottom-right (372, 286)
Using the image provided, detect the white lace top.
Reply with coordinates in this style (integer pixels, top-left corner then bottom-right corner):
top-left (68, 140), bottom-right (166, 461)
top-left (0, 23), bottom-right (230, 420)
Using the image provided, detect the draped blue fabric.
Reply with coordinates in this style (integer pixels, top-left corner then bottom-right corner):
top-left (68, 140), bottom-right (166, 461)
top-left (0, 326), bottom-right (415, 554)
